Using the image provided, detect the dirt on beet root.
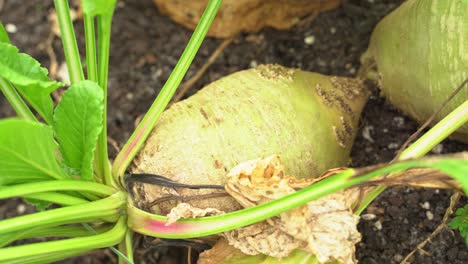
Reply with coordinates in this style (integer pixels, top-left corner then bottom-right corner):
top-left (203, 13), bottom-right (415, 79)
top-left (0, 0), bottom-right (467, 263)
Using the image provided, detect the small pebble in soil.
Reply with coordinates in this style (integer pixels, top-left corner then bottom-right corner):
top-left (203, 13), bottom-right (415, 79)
top-left (458, 250), bottom-right (468, 260)
top-left (304, 35), bottom-right (315, 45)
top-left (393, 254), bottom-right (403, 262)
top-left (426, 211), bottom-right (434, 220)
top-left (17, 204), bottom-right (26, 214)
top-left (420, 201), bottom-right (430, 210)
top-left (345, 63), bottom-right (356, 74)
top-left (393, 116), bottom-right (405, 127)
top-left (362, 125), bottom-right (375, 143)
top-left (383, 128), bottom-right (388, 133)
top-left (361, 214), bottom-right (377, 220)
top-left (126, 92), bottom-right (134, 100)
top-left (447, 247), bottom-right (458, 260)
top-left (374, 220), bottom-right (383, 230)
top-left (317, 58), bottom-right (327, 67)
top-left (151, 68), bottom-right (163, 82)
top-left (5, 23), bottom-right (18, 33)
top-left (431, 143), bottom-right (444, 154)
top-left (249, 60), bottom-right (258, 68)
top-left (330, 27), bottom-right (337, 34)
top-left (387, 142), bottom-right (399, 149)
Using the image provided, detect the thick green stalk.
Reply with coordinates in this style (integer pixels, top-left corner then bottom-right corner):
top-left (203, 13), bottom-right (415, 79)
top-left (83, 12), bottom-right (107, 184)
top-left (84, 14), bottom-right (98, 82)
top-left (128, 156), bottom-right (467, 238)
top-left (22, 191), bottom-right (89, 206)
top-left (355, 100), bottom-right (468, 214)
top-left (128, 170), bottom-right (355, 238)
top-left (53, 0), bottom-right (84, 83)
top-left (0, 216), bottom-right (127, 262)
top-left (0, 78), bottom-right (37, 122)
top-left (5, 249), bottom-right (90, 264)
top-left (112, 0), bottom-right (223, 184)
top-left (0, 180), bottom-right (116, 200)
top-left (95, 14), bottom-right (113, 186)
top-left (118, 229), bottom-right (134, 264)
top-left (399, 100), bottom-right (468, 159)
top-left (0, 225), bottom-right (113, 248)
top-left (0, 192), bottom-right (125, 234)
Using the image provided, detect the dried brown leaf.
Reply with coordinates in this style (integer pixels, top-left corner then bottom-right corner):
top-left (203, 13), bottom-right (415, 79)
top-left (224, 155), bottom-right (361, 264)
top-left (166, 203), bottom-right (224, 225)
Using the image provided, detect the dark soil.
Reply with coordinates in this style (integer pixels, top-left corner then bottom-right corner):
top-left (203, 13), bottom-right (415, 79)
top-left (0, 0), bottom-right (467, 263)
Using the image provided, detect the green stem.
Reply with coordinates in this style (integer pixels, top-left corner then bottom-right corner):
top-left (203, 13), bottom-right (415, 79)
top-left (125, 230), bottom-right (134, 262)
top-left (5, 249), bottom-right (90, 264)
top-left (112, 0), bottom-right (223, 184)
top-left (95, 14), bottom-right (113, 187)
top-left (399, 100), bottom-right (468, 160)
top-left (128, 156), bottom-right (467, 238)
top-left (0, 175), bottom-right (51, 186)
top-left (118, 229), bottom-right (134, 264)
top-left (53, 0), bottom-right (84, 84)
top-left (128, 170), bottom-right (353, 238)
top-left (0, 78), bottom-right (37, 122)
top-left (83, 13), bottom-right (107, 184)
top-left (22, 191), bottom-right (89, 206)
top-left (355, 100), bottom-right (468, 215)
top-left (0, 180), bottom-right (116, 200)
top-left (84, 14), bottom-right (98, 82)
top-left (0, 192), bottom-right (125, 234)
top-left (0, 225), bottom-right (113, 248)
top-left (0, 216), bottom-right (127, 262)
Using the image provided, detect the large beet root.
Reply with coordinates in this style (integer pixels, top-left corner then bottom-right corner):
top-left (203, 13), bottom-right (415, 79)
top-left (361, 0), bottom-right (468, 142)
top-left (132, 64), bottom-right (368, 214)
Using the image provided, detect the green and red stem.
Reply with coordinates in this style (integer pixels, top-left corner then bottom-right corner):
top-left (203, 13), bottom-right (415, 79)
top-left (128, 156), bottom-right (467, 238)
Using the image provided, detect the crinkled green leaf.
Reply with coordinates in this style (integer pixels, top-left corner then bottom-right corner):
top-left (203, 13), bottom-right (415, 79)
top-left (82, 0), bottom-right (117, 16)
top-left (54, 80), bottom-right (104, 181)
top-left (0, 43), bottom-right (63, 123)
top-left (0, 23), bottom-right (10, 43)
top-left (0, 119), bottom-right (68, 186)
top-left (450, 204), bottom-right (468, 245)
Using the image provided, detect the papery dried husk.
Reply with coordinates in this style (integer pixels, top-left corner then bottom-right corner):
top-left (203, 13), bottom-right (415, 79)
top-left (221, 155), bottom-right (360, 264)
top-left (153, 0), bottom-right (341, 38)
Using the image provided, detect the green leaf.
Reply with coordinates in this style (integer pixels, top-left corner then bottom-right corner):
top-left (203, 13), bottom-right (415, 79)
top-left (0, 119), bottom-right (67, 186)
top-left (82, 0), bottom-right (117, 16)
top-left (0, 23), bottom-right (10, 43)
top-left (428, 158), bottom-right (468, 194)
top-left (54, 80), bottom-right (104, 181)
top-left (450, 204), bottom-right (468, 245)
top-left (23, 198), bottom-right (51, 211)
top-left (0, 43), bottom-right (63, 123)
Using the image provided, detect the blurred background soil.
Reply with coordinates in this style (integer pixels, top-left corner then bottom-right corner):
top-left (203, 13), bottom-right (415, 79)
top-left (0, 0), bottom-right (467, 263)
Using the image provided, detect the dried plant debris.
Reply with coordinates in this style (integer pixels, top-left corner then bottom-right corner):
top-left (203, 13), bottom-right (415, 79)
top-left (153, 0), bottom-right (342, 38)
top-left (164, 155), bottom-right (361, 263)
top-left (166, 202), bottom-right (224, 225)
top-left (223, 155), bottom-right (361, 264)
